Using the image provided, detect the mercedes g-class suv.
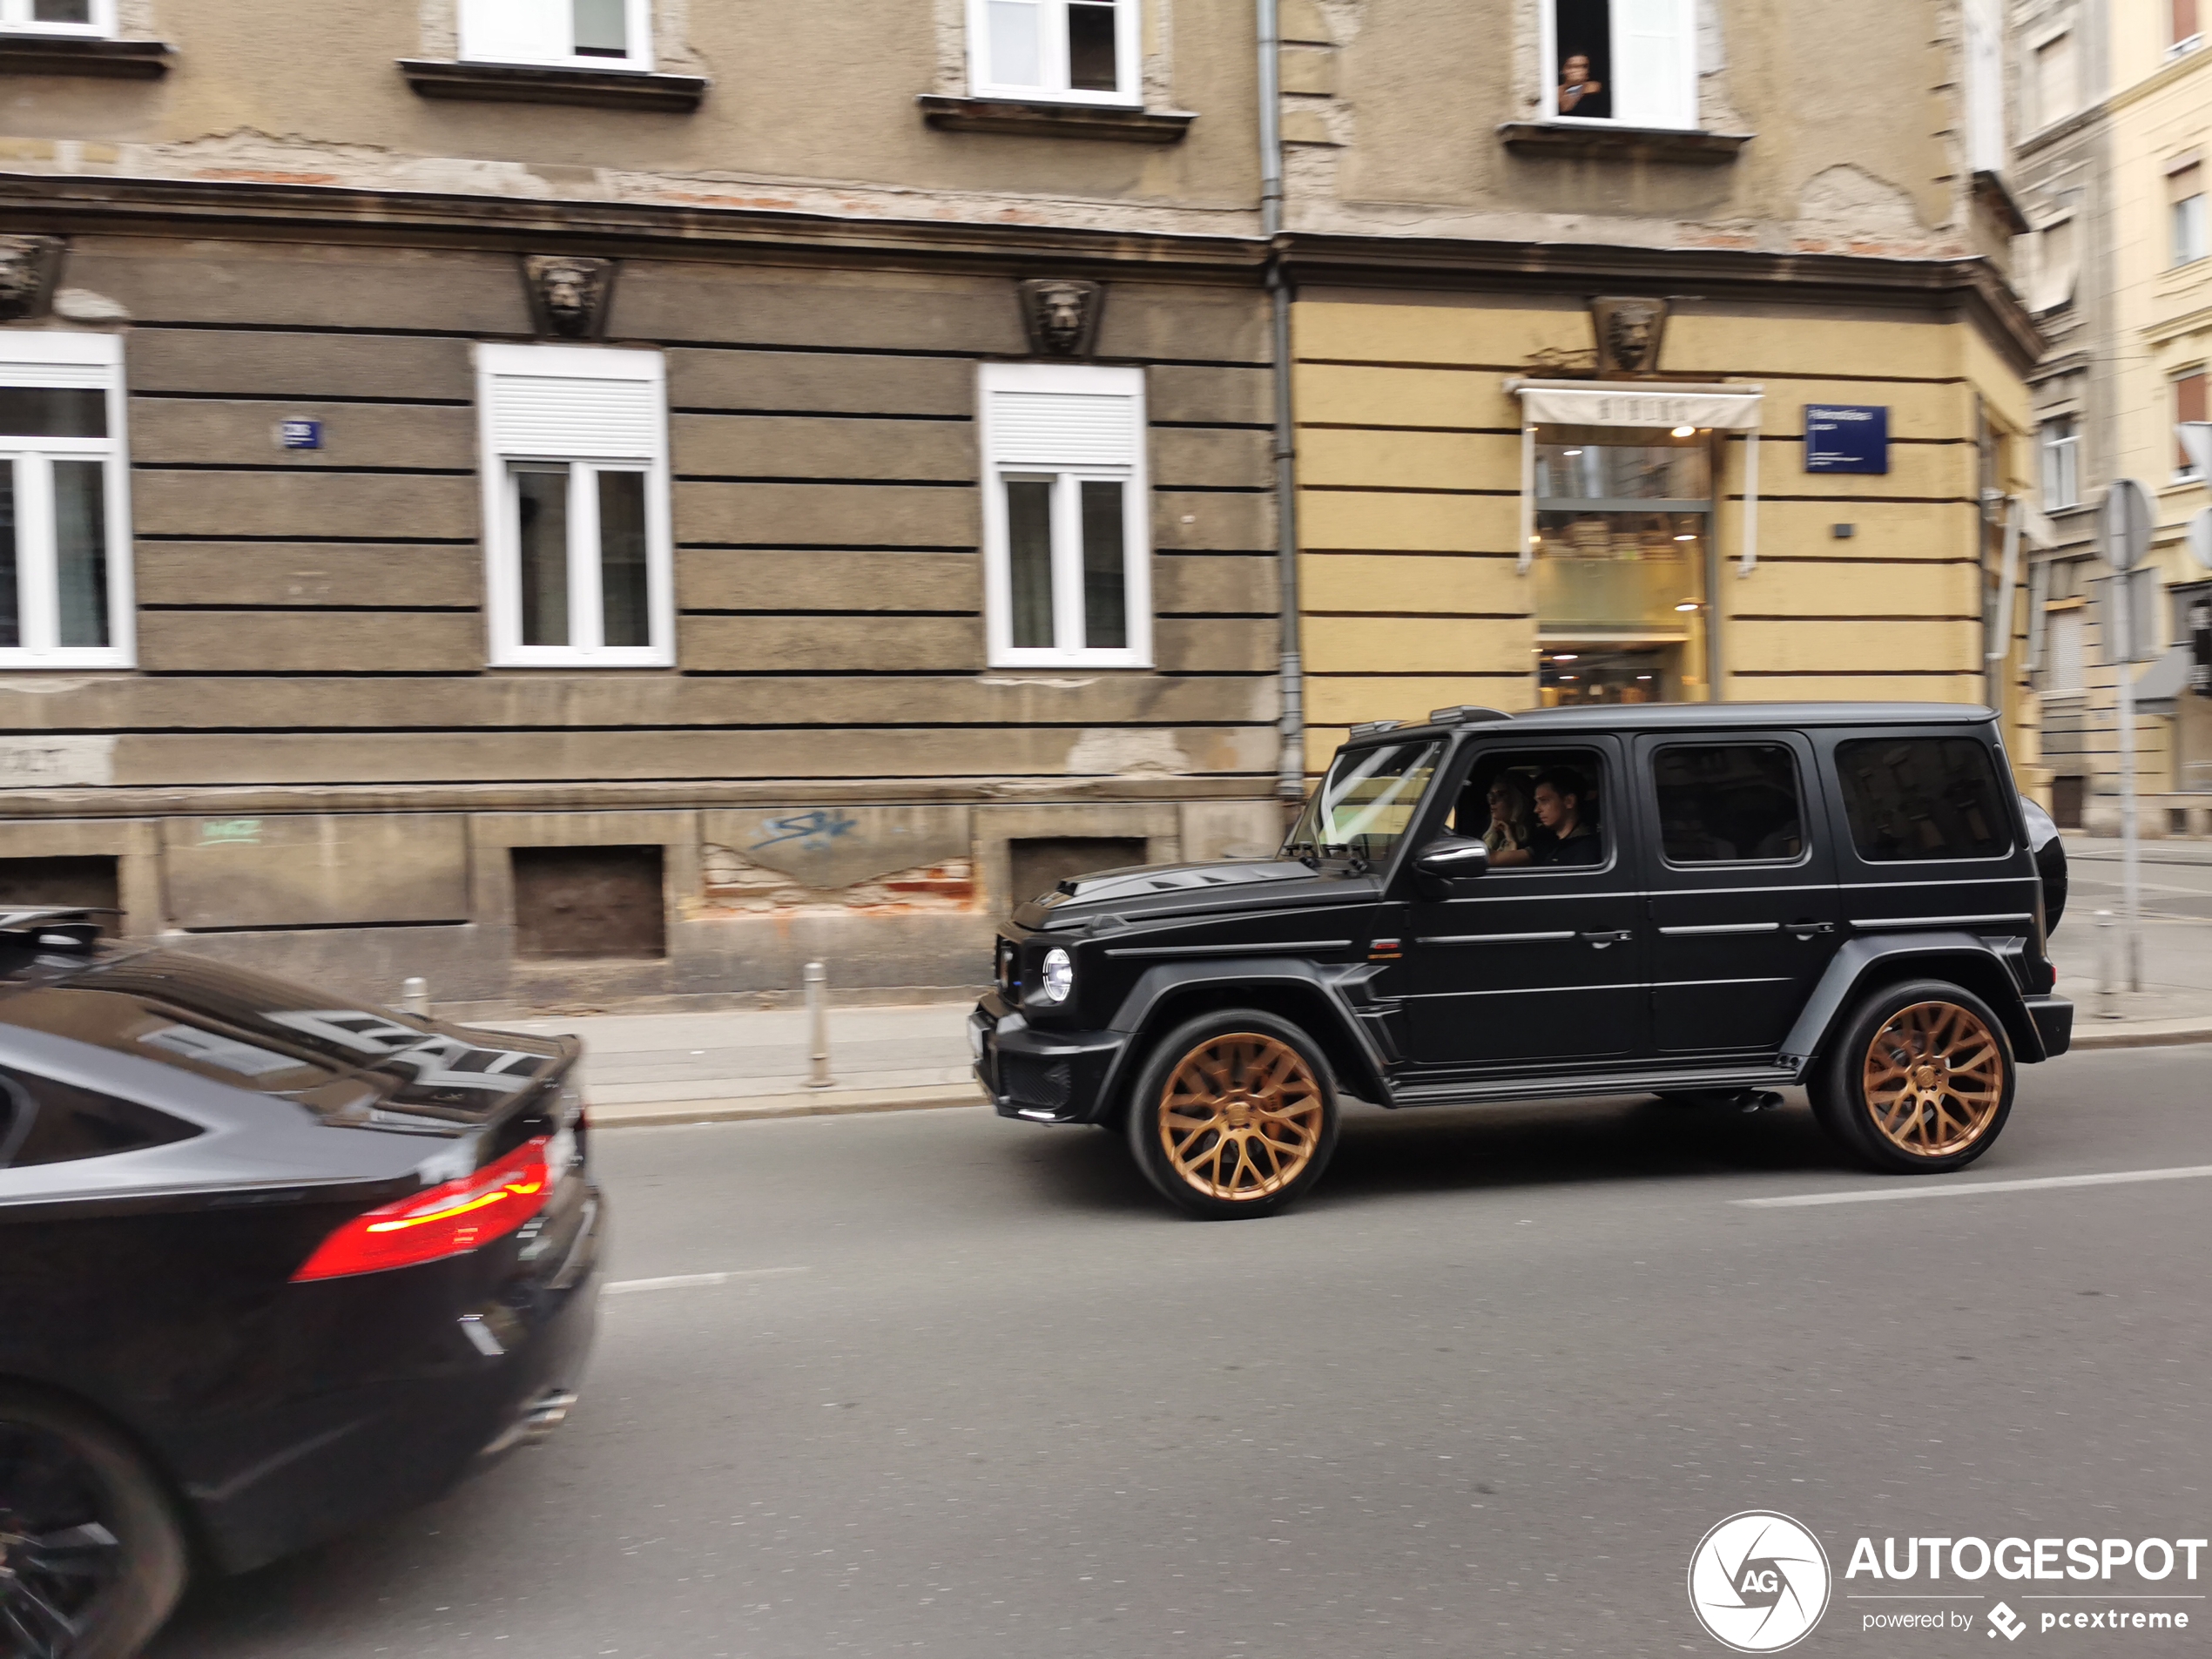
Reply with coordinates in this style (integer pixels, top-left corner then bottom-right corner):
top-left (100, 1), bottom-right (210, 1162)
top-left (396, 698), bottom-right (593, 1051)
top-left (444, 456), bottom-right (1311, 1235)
top-left (971, 703), bottom-right (2072, 1219)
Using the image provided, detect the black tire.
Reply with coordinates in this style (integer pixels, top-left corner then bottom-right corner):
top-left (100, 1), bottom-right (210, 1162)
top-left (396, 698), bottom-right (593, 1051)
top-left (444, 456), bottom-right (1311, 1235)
top-left (1808, 978), bottom-right (2016, 1175)
top-left (1123, 1009), bottom-right (1339, 1220)
top-left (0, 1391), bottom-right (187, 1659)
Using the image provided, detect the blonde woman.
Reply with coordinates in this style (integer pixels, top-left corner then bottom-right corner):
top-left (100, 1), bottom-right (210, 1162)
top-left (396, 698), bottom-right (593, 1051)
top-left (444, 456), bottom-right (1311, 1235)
top-left (1482, 774), bottom-right (1535, 867)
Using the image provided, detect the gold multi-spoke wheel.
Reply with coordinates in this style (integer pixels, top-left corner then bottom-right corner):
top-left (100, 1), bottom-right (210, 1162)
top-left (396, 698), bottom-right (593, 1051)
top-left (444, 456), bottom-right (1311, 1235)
top-left (1157, 1032), bottom-right (1325, 1202)
top-left (1860, 1001), bottom-right (2006, 1157)
top-left (1811, 980), bottom-right (2015, 1174)
top-left (1127, 1013), bottom-right (1339, 1217)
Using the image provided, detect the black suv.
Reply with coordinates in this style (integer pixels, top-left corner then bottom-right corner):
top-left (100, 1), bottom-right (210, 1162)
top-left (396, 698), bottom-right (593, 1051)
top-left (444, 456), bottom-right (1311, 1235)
top-left (972, 703), bottom-right (2073, 1219)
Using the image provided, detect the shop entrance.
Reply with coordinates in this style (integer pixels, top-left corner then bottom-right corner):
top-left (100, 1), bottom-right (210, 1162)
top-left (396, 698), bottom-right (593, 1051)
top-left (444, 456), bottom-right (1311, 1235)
top-left (1531, 424), bottom-right (1713, 706)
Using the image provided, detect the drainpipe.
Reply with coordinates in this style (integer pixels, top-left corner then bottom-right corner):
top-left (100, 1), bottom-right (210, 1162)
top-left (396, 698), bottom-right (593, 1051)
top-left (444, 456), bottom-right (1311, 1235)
top-left (1258, 0), bottom-right (1305, 814)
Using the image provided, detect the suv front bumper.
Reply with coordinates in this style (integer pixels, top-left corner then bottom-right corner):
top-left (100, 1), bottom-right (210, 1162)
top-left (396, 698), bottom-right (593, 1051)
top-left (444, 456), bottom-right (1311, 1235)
top-left (971, 994), bottom-right (1127, 1123)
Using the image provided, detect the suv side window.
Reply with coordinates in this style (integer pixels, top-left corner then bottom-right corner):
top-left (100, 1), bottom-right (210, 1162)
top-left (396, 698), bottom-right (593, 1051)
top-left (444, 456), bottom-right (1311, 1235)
top-left (1652, 744), bottom-right (1806, 864)
top-left (1834, 737), bottom-right (2010, 862)
top-left (0, 1065), bottom-right (199, 1170)
top-left (1452, 747), bottom-right (1610, 871)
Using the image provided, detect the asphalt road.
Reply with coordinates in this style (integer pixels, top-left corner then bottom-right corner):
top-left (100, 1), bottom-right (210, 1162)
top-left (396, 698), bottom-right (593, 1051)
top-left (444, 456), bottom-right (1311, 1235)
top-left (151, 1048), bottom-right (2212, 1659)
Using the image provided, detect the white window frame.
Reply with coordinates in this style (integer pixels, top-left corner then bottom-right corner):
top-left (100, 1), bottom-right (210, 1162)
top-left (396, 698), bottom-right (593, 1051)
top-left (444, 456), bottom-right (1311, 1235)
top-left (2176, 370), bottom-right (2209, 482)
top-left (978, 361), bottom-right (1152, 670)
top-left (476, 343), bottom-right (674, 669)
top-left (457, 0), bottom-right (653, 72)
top-left (2030, 26), bottom-right (2077, 132)
top-left (1963, 0), bottom-right (2007, 174)
top-left (2172, 182), bottom-right (2208, 266)
top-left (0, 0), bottom-right (115, 36)
top-left (1538, 0), bottom-right (1698, 131)
top-left (0, 332), bottom-right (135, 671)
top-left (2040, 415), bottom-right (2080, 510)
top-left (966, 0), bottom-right (1142, 106)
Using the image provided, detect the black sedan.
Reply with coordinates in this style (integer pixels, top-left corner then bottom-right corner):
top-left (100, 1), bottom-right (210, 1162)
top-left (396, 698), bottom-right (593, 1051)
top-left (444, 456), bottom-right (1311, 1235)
top-left (0, 910), bottom-right (603, 1658)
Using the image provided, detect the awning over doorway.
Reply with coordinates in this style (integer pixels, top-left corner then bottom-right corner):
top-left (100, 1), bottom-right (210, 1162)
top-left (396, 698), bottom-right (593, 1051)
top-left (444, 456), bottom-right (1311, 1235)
top-left (1506, 379), bottom-right (1766, 576)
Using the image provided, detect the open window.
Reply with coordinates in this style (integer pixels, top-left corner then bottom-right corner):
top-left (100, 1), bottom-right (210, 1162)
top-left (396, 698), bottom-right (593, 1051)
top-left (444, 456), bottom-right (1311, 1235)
top-left (0, 332), bottom-right (134, 670)
top-left (1544, 0), bottom-right (1695, 129)
top-left (458, 0), bottom-right (651, 71)
top-left (0, 0), bottom-right (115, 36)
top-left (1450, 748), bottom-right (1611, 872)
top-left (968, 0), bottom-right (1139, 105)
top-left (476, 344), bottom-right (673, 667)
top-left (979, 362), bottom-right (1151, 668)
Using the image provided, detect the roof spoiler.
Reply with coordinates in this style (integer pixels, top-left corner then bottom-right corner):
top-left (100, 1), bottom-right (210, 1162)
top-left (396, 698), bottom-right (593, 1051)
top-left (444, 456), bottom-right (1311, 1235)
top-left (0, 907), bottom-right (113, 954)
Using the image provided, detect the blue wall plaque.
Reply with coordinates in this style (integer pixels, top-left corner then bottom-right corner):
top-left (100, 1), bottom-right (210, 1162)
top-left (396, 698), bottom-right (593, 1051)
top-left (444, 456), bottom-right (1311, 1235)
top-left (278, 419), bottom-right (323, 450)
top-left (1804, 405), bottom-right (1888, 474)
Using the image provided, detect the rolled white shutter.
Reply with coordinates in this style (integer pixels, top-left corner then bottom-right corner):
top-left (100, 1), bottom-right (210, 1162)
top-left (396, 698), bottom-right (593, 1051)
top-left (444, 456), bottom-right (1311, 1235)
top-left (1613, 0), bottom-right (1695, 130)
top-left (484, 370), bottom-right (658, 459)
top-left (988, 388), bottom-right (1138, 470)
top-left (0, 361), bottom-right (111, 391)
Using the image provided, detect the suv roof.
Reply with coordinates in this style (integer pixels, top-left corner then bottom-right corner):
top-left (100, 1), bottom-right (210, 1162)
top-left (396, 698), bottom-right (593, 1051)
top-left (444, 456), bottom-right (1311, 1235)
top-left (1345, 700), bottom-right (1997, 745)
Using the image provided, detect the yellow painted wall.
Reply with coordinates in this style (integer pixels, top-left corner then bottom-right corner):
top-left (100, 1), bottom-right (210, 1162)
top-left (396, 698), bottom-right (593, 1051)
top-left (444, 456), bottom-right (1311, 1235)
top-left (1292, 294), bottom-right (2027, 772)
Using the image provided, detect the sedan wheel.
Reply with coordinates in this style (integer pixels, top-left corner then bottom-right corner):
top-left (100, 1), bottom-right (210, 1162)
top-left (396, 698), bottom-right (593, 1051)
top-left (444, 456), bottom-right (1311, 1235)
top-left (0, 1397), bottom-right (185, 1659)
top-left (1125, 1010), bottom-right (1339, 1219)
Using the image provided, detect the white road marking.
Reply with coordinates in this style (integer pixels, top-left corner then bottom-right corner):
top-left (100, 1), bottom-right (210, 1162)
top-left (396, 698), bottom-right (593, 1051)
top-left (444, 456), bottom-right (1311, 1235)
top-left (603, 1268), bottom-right (809, 1294)
top-left (1737, 1164), bottom-right (2212, 1208)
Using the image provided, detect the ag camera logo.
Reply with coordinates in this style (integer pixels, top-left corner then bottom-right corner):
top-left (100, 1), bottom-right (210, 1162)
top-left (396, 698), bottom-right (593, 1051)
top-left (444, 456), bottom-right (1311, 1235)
top-left (1688, 1511), bottom-right (1832, 1652)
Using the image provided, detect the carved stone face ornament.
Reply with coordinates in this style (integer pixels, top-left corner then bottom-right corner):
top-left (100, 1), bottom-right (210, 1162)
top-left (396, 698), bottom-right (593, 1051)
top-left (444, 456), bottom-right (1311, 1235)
top-left (1588, 295), bottom-right (1670, 378)
top-left (0, 237), bottom-right (65, 324)
top-left (1018, 277), bottom-right (1103, 357)
top-left (520, 254), bottom-right (617, 340)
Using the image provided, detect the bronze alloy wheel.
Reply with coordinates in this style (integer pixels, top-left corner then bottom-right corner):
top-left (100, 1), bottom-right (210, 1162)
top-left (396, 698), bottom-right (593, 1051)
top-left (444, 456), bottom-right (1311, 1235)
top-left (1157, 1032), bottom-right (1325, 1203)
top-left (1859, 1000), bottom-right (2006, 1157)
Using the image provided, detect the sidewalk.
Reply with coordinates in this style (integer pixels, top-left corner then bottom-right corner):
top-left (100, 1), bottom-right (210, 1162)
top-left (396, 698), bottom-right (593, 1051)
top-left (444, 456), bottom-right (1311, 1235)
top-left (2053, 833), bottom-right (2212, 1030)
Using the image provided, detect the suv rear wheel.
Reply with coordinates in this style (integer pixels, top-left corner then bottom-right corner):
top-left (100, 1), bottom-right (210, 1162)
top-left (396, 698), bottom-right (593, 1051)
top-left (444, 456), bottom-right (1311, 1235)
top-left (1811, 979), bottom-right (2016, 1174)
top-left (0, 1391), bottom-right (188, 1659)
top-left (1124, 1009), bottom-right (1339, 1220)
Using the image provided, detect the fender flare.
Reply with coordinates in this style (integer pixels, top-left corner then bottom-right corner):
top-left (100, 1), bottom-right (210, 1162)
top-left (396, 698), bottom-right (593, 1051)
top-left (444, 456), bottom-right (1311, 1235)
top-left (1101, 958), bottom-right (1393, 1114)
top-left (1778, 932), bottom-right (2047, 1075)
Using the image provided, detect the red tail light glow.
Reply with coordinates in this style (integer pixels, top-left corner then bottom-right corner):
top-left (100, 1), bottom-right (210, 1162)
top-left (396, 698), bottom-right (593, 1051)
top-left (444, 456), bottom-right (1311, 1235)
top-left (292, 1136), bottom-right (552, 1282)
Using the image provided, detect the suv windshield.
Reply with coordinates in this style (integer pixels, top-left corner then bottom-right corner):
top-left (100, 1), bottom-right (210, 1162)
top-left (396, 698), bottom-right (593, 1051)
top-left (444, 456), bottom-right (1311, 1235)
top-left (1284, 739), bottom-right (1445, 867)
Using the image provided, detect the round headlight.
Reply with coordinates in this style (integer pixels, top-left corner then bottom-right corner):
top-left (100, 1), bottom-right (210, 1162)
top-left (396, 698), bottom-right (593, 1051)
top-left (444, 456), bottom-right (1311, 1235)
top-left (1041, 948), bottom-right (1074, 1003)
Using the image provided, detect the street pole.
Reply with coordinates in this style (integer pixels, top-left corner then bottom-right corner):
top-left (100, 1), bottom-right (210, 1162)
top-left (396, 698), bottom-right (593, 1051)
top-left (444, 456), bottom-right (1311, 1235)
top-left (803, 961), bottom-right (833, 1089)
top-left (2113, 566), bottom-right (2141, 995)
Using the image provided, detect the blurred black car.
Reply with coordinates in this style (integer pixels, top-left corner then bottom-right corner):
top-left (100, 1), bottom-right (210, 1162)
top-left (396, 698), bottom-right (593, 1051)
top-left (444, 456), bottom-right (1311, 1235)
top-left (0, 911), bottom-right (602, 1659)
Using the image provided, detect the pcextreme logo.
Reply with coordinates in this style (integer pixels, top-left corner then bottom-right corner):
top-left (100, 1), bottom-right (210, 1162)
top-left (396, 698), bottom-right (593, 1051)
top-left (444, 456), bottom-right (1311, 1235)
top-left (1688, 1511), bottom-right (1834, 1653)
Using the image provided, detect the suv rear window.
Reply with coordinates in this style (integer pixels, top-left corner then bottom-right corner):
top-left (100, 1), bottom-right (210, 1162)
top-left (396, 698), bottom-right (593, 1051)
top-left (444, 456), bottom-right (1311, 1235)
top-left (0, 1067), bottom-right (200, 1169)
top-left (1835, 738), bottom-right (2011, 862)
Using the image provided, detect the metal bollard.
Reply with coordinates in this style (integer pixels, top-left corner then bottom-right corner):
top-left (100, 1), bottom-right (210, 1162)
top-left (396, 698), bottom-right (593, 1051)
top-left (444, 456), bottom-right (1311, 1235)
top-left (400, 975), bottom-right (431, 1018)
top-left (2094, 910), bottom-right (2117, 1020)
top-left (803, 961), bottom-right (833, 1089)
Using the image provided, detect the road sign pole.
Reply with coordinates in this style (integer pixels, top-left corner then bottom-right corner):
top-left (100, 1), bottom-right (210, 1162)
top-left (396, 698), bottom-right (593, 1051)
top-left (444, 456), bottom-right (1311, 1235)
top-left (2112, 566), bottom-right (2142, 993)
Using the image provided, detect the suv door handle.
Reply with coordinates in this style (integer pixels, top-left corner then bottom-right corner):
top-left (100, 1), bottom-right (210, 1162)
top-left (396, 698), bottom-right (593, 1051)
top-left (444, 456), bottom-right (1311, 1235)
top-left (1786, 921), bottom-right (1836, 938)
top-left (1581, 929), bottom-right (1633, 948)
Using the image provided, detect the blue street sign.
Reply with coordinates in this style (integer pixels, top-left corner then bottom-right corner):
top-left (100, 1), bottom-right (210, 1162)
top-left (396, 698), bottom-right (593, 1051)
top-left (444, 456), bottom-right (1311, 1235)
top-left (1804, 404), bottom-right (1888, 474)
top-left (278, 419), bottom-right (323, 450)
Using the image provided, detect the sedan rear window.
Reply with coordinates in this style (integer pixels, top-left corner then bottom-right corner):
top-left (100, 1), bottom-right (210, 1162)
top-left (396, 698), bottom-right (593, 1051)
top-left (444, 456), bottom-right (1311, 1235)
top-left (1835, 738), bottom-right (2011, 862)
top-left (0, 1067), bottom-right (199, 1169)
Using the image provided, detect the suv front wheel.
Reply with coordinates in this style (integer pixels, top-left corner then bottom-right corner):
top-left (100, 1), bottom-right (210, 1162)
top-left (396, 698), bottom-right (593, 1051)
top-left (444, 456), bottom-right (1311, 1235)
top-left (1811, 979), bottom-right (2016, 1174)
top-left (1124, 1010), bottom-right (1339, 1220)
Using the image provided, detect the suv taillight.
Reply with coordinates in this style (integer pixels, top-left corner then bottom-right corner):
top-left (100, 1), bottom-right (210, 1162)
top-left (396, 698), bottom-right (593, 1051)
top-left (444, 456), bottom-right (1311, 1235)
top-left (291, 1136), bottom-right (552, 1282)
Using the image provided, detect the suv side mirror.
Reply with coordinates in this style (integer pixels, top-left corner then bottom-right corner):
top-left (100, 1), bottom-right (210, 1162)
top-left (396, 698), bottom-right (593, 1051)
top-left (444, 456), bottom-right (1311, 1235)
top-left (1415, 835), bottom-right (1489, 886)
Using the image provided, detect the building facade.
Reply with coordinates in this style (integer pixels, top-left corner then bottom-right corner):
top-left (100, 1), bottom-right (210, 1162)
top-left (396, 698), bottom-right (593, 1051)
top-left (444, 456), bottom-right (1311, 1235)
top-left (1271, 0), bottom-right (2043, 777)
top-left (0, 0), bottom-right (2051, 1010)
top-left (2013, 0), bottom-right (2212, 834)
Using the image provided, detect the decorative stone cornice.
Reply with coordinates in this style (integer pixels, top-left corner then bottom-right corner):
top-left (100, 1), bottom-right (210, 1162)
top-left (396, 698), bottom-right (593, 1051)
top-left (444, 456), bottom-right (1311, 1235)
top-left (916, 96), bottom-right (1195, 144)
top-left (0, 35), bottom-right (172, 78)
top-left (397, 57), bottom-right (707, 113)
top-left (1496, 122), bottom-right (1751, 165)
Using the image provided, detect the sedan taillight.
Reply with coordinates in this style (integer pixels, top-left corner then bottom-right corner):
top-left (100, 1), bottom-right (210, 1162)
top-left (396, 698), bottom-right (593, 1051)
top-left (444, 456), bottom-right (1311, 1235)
top-left (291, 1136), bottom-right (552, 1282)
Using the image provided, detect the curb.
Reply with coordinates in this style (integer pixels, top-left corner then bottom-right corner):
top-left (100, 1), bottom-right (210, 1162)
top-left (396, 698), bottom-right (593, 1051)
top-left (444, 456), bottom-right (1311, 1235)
top-left (592, 1082), bottom-right (982, 1128)
top-left (2067, 1019), bottom-right (2212, 1051)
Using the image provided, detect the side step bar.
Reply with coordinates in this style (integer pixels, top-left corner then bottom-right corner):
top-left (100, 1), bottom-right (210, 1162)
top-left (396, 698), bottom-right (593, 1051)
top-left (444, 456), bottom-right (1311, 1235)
top-left (1388, 1064), bottom-right (1799, 1109)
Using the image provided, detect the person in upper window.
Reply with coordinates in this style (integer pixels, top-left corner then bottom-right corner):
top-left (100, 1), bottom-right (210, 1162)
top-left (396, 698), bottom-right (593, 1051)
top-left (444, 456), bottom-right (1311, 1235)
top-left (1481, 774), bottom-right (1537, 867)
top-left (1557, 54), bottom-right (1606, 116)
top-left (1529, 767), bottom-right (1602, 867)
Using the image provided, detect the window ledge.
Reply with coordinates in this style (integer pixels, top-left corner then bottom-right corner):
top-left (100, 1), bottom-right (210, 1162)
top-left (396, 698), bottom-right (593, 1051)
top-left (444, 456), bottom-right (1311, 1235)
top-left (1972, 168), bottom-right (2032, 236)
top-left (397, 57), bottom-right (707, 113)
top-left (1497, 121), bottom-right (1750, 164)
top-left (0, 35), bottom-right (172, 78)
top-left (917, 94), bottom-right (1195, 144)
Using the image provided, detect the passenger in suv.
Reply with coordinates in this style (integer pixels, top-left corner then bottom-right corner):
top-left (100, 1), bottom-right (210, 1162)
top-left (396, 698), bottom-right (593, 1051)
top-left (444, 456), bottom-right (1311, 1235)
top-left (971, 704), bottom-right (2072, 1220)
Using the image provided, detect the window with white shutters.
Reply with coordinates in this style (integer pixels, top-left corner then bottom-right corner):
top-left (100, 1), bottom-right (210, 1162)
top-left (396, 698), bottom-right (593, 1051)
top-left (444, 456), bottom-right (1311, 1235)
top-left (0, 0), bottom-right (116, 36)
top-left (1545, 0), bottom-right (1696, 130)
top-left (0, 333), bottom-right (133, 669)
top-left (978, 362), bottom-right (1151, 668)
top-left (459, 0), bottom-right (651, 70)
top-left (476, 344), bottom-right (672, 667)
top-left (968, 0), bottom-right (1139, 105)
